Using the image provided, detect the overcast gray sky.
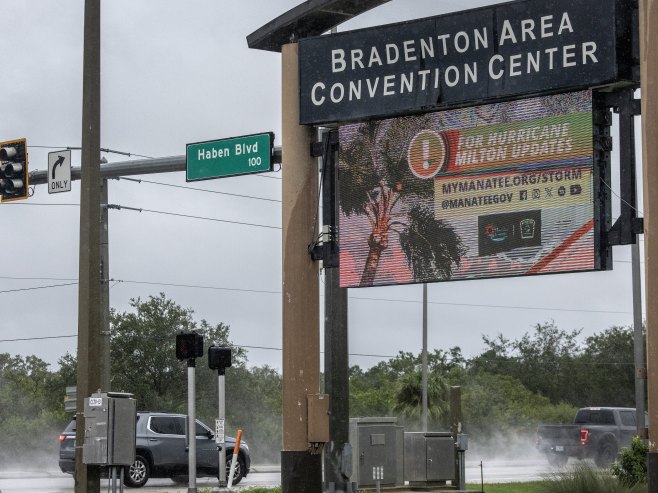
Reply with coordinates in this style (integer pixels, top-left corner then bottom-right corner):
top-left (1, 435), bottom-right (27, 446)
top-left (0, 0), bottom-right (643, 373)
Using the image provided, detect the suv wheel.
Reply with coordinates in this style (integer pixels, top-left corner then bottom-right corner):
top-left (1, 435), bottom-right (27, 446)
top-left (124, 454), bottom-right (150, 488)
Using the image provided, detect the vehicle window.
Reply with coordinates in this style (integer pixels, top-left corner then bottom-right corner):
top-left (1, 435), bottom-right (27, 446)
top-left (150, 416), bottom-right (185, 435)
top-left (196, 421), bottom-right (210, 437)
top-left (574, 409), bottom-right (615, 425)
top-left (600, 410), bottom-right (615, 424)
top-left (574, 410), bottom-right (590, 424)
top-left (620, 411), bottom-right (636, 427)
top-left (64, 420), bottom-right (76, 433)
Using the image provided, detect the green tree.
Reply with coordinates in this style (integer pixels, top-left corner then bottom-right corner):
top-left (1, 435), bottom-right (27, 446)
top-left (470, 322), bottom-right (583, 404)
top-left (578, 326), bottom-right (636, 407)
top-left (110, 293), bottom-right (282, 463)
top-left (110, 293), bottom-right (246, 411)
top-left (340, 119), bottom-right (466, 285)
top-left (0, 353), bottom-right (68, 464)
top-left (349, 348), bottom-right (465, 423)
top-left (462, 371), bottom-right (577, 438)
top-left (393, 370), bottom-right (450, 428)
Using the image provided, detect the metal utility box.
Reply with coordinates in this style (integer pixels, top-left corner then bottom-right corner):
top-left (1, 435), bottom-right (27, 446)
top-left (83, 392), bottom-right (136, 466)
top-left (404, 432), bottom-right (455, 486)
top-left (349, 417), bottom-right (404, 488)
top-left (307, 393), bottom-right (330, 443)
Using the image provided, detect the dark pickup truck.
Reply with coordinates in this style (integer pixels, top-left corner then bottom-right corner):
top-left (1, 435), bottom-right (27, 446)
top-left (536, 407), bottom-right (638, 468)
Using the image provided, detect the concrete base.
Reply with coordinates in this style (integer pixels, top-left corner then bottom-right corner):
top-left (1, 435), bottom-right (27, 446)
top-left (281, 450), bottom-right (322, 493)
top-left (648, 451), bottom-right (658, 493)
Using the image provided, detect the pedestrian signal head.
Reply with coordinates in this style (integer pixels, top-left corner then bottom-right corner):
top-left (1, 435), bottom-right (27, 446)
top-left (208, 345), bottom-right (232, 373)
top-left (176, 331), bottom-right (204, 360)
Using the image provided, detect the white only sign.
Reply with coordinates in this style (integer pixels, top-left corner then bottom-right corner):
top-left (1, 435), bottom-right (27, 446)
top-left (48, 149), bottom-right (72, 194)
top-left (215, 418), bottom-right (225, 445)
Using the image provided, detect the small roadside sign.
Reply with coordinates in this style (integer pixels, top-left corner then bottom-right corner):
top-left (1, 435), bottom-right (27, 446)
top-left (186, 132), bottom-right (274, 182)
top-left (48, 149), bottom-right (72, 194)
top-left (215, 418), bottom-right (225, 445)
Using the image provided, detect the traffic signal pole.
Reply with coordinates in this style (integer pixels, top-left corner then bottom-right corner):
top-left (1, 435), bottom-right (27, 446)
top-left (75, 0), bottom-right (102, 492)
top-left (641, 0), bottom-right (658, 489)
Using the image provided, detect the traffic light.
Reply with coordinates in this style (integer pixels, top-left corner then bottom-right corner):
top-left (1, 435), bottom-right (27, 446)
top-left (0, 138), bottom-right (28, 202)
top-left (208, 345), bottom-right (232, 373)
top-left (175, 331), bottom-right (204, 360)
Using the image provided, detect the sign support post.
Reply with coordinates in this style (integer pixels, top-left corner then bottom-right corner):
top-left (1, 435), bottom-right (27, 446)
top-left (217, 374), bottom-right (226, 489)
top-left (208, 345), bottom-right (232, 491)
top-left (314, 129), bottom-right (353, 493)
top-left (187, 358), bottom-right (198, 493)
top-left (640, 0), bottom-right (658, 489)
top-left (281, 42), bottom-right (321, 493)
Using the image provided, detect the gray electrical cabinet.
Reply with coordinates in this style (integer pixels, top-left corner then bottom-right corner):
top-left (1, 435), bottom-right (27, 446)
top-left (404, 431), bottom-right (455, 486)
top-left (349, 417), bottom-right (404, 488)
top-left (83, 391), bottom-right (136, 466)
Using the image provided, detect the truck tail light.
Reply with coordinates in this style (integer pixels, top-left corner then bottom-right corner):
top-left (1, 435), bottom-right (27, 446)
top-left (580, 429), bottom-right (589, 445)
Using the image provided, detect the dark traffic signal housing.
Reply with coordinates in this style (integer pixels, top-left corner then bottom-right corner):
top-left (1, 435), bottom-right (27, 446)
top-left (208, 345), bottom-right (232, 374)
top-left (0, 138), bottom-right (28, 202)
top-left (175, 331), bottom-right (204, 360)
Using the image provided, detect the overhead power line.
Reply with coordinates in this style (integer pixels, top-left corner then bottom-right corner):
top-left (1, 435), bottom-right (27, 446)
top-left (115, 176), bottom-right (282, 203)
top-left (0, 275), bottom-right (634, 315)
top-left (4, 202), bottom-right (80, 206)
top-left (106, 204), bottom-right (282, 230)
top-left (0, 282), bottom-right (78, 294)
top-left (0, 334), bottom-right (78, 342)
top-left (109, 278), bottom-right (279, 295)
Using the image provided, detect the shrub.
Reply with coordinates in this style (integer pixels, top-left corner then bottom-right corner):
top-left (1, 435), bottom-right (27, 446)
top-left (611, 436), bottom-right (648, 487)
top-left (538, 463), bottom-right (646, 493)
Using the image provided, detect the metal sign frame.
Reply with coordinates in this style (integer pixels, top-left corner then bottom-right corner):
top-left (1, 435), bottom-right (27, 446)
top-left (298, 0), bottom-right (637, 125)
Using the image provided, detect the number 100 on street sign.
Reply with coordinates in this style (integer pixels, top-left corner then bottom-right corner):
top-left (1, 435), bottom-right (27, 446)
top-left (186, 132), bottom-right (274, 182)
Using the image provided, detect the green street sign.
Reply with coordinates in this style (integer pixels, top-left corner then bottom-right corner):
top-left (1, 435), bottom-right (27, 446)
top-left (186, 132), bottom-right (274, 182)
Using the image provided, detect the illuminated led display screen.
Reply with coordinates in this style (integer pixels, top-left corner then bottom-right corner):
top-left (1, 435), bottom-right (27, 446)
top-left (338, 90), bottom-right (606, 288)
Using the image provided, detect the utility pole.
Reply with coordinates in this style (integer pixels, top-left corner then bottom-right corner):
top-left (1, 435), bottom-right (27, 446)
top-left (640, 0), bottom-right (658, 489)
top-left (281, 42), bottom-right (321, 493)
top-left (74, 0), bottom-right (102, 492)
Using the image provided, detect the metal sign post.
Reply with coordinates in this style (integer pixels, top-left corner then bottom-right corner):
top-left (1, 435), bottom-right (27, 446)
top-left (216, 407), bottom-right (226, 487)
top-left (175, 332), bottom-right (203, 493)
top-left (208, 345), bottom-right (232, 490)
top-left (187, 358), bottom-right (197, 493)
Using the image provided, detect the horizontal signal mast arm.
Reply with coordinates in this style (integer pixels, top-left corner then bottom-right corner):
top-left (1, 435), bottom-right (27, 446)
top-left (28, 148), bottom-right (282, 186)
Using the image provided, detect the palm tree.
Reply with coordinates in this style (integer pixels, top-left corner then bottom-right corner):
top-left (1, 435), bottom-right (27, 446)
top-left (393, 369), bottom-right (449, 424)
top-left (339, 118), bottom-right (466, 286)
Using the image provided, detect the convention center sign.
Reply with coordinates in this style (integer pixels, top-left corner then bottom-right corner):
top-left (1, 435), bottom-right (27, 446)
top-left (298, 0), bottom-right (636, 125)
top-left (338, 90), bottom-right (610, 287)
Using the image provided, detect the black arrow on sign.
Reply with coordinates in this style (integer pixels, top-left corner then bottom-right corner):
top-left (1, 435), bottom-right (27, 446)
top-left (51, 155), bottom-right (65, 180)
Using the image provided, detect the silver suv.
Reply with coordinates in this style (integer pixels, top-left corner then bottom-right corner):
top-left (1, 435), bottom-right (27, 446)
top-left (59, 412), bottom-right (250, 487)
